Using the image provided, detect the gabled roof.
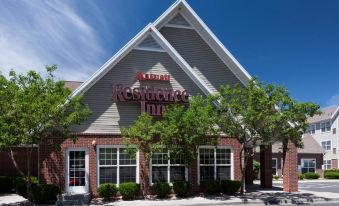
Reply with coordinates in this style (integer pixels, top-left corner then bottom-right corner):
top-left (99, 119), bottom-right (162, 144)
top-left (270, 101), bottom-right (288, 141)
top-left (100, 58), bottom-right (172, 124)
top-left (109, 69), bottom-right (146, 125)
top-left (308, 105), bottom-right (339, 123)
top-left (154, 0), bottom-right (252, 85)
top-left (272, 134), bottom-right (324, 154)
top-left (71, 0), bottom-right (252, 98)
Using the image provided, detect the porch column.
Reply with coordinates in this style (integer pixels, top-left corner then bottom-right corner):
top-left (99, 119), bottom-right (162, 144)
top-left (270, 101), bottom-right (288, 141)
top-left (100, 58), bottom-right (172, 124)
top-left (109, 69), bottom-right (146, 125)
top-left (260, 145), bottom-right (272, 188)
top-left (245, 147), bottom-right (254, 185)
top-left (283, 139), bottom-right (298, 192)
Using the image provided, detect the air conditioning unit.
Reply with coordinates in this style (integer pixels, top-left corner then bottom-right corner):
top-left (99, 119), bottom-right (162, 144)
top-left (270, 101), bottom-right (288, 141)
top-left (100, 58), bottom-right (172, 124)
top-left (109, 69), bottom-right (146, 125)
top-left (333, 128), bottom-right (336, 134)
top-left (333, 148), bottom-right (337, 154)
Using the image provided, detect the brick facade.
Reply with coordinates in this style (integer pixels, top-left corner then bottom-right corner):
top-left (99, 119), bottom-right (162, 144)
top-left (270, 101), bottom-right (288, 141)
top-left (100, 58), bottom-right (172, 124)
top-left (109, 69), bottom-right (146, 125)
top-left (283, 140), bottom-right (298, 193)
top-left (0, 147), bottom-right (38, 177)
top-left (39, 134), bottom-right (242, 196)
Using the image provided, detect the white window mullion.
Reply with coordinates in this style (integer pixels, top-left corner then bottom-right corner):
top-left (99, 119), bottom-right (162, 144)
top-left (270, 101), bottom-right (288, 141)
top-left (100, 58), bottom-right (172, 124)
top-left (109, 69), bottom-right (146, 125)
top-left (117, 148), bottom-right (120, 185)
top-left (167, 152), bottom-right (171, 183)
top-left (214, 148), bottom-right (217, 180)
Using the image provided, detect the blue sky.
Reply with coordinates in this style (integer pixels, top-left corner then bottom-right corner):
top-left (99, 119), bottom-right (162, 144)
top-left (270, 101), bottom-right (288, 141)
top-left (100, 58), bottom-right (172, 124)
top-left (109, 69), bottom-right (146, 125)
top-left (0, 0), bottom-right (338, 108)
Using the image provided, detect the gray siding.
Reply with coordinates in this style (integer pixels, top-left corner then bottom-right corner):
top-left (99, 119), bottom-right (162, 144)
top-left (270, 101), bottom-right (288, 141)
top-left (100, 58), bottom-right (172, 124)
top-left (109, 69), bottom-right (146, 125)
top-left (72, 50), bottom-right (203, 134)
top-left (160, 27), bottom-right (242, 92)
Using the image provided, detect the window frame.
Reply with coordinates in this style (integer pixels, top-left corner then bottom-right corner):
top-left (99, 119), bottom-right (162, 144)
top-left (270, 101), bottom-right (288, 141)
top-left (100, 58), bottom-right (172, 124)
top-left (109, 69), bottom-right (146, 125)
top-left (321, 121), bottom-right (331, 133)
top-left (149, 149), bottom-right (188, 185)
top-left (272, 158), bottom-right (278, 176)
top-left (323, 159), bottom-right (332, 170)
top-left (197, 146), bottom-right (234, 185)
top-left (96, 145), bottom-right (139, 187)
top-left (301, 158), bottom-right (316, 173)
top-left (321, 140), bottom-right (332, 151)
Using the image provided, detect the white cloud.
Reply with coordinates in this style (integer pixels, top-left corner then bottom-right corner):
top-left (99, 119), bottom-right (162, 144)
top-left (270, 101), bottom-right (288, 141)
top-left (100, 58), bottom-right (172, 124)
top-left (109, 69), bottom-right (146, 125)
top-left (327, 93), bottom-right (339, 107)
top-left (0, 0), bottom-right (105, 81)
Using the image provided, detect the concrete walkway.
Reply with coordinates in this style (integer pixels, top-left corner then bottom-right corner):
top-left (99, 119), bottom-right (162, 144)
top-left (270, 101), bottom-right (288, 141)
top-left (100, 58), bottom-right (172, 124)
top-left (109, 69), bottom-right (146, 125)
top-left (0, 193), bottom-right (30, 206)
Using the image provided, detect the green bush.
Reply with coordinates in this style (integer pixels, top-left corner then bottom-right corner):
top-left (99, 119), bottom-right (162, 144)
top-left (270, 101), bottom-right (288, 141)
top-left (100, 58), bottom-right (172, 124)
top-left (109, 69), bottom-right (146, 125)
top-left (173, 181), bottom-right (191, 197)
top-left (324, 172), bottom-right (339, 179)
top-left (303, 172), bottom-right (320, 179)
top-left (324, 169), bottom-right (339, 173)
top-left (220, 180), bottom-right (241, 194)
top-left (15, 177), bottom-right (39, 198)
top-left (298, 174), bottom-right (305, 180)
top-left (253, 160), bottom-right (260, 180)
top-left (119, 182), bottom-right (139, 200)
top-left (152, 182), bottom-right (171, 198)
top-left (97, 183), bottom-right (118, 200)
top-left (273, 175), bottom-right (280, 180)
top-left (32, 184), bottom-right (60, 204)
top-left (0, 176), bottom-right (14, 193)
top-left (200, 180), bottom-right (220, 195)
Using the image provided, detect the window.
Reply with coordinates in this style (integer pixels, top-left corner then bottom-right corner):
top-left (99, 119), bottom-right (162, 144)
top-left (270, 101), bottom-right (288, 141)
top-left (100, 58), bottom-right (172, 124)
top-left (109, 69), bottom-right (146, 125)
top-left (321, 140), bottom-right (331, 151)
top-left (97, 147), bottom-right (138, 186)
top-left (151, 149), bottom-right (186, 183)
top-left (272, 158), bottom-right (277, 175)
top-left (321, 121), bottom-right (331, 132)
top-left (199, 147), bottom-right (232, 182)
top-left (301, 159), bottom-right (316, 173)
top-left (323, 160), bottom-right (332, 170)
top-left (310, 124), bottom-right (315, 134)
top-left (316, 123), bottom-right (320, 130)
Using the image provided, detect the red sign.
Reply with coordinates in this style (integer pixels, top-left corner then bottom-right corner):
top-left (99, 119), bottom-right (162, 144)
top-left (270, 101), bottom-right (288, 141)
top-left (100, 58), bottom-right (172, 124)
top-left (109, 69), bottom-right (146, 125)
top-left (136, 72), bottom-right (170, 81)
top-left (112, 84), bottom-right (188, 116)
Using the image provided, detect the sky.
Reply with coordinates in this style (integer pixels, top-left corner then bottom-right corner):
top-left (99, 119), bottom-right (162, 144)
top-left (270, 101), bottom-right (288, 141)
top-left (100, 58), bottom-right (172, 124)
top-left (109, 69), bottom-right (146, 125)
top-left (0, 0), bottom-right (338, 108)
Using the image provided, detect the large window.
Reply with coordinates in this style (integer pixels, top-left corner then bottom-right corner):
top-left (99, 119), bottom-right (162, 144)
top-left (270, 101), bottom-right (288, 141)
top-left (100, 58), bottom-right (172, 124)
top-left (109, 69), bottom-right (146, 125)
top-left (151, 149), bottom-right (186, 183)
top-left (321, 140), bottom-right (331, 151)
top-left (97, 146), bottom-right (138, 186)
top-left (199, 147), bottom-right (232, 182)
top-left (272, 158), bottom-right (277, 175)
top-left (323, 160), bottom-right (332, 170)
top-left (301, 159), bottom-right (316, 173)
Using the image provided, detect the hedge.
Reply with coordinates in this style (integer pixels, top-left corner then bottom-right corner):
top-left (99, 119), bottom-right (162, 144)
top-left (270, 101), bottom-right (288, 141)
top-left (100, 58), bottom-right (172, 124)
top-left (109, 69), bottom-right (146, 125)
top-left (303, 172), bottom-right (320, 179)
top-left (97, 183), bottom-right (118, 200)
top-left (32, 184), bottom-right (60, 204)
top-left (152, 182), bottom-right (171, 198)
top-left (119, 182), bottom-right (139, 200)
top-left (220, 180), bottom-right (241, 194)
top-left (0, 176), bottom-right (15, 193)
top-left (173, 181), bottom-right (191, 197)
top-left (324, 172), bottom-right (339, 179)
top-left (200, 180), bottom-right (220, 195)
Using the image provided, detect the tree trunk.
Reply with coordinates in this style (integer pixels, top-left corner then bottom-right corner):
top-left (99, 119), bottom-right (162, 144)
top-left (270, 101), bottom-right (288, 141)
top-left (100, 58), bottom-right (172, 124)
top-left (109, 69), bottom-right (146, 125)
top-left (239, 145), bottom-right (246, 194)
top-left (8, 147), bottom-right (25, 176)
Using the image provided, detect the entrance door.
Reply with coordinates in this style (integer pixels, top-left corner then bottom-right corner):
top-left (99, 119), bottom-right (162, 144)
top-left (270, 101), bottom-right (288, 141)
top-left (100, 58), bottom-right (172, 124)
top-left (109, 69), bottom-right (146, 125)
top-left (66, 148), bottom-right (88, 193)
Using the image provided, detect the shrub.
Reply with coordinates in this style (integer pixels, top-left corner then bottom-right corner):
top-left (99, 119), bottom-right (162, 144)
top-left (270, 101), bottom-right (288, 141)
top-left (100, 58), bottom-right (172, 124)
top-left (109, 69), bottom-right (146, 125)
top-left (303, 172), bottom-right (320, 179)
top-left (97, 183), bottom-right (118, 200)
top-left (32, 184), bottom-right (60, 204)
top-left (324, 169), bottom-right (339, 174)
top-left (273, 175), bottom-right (280, 180)
top-left (200, 180), bottom-right (219, 195)
top-left (15, 177), bottom-right (39, 198)
top-left (220, 180), bottom-right (241, 194)
top-left (298, 174), bottom-right (305, 180)
top-left (152, 182), bottom-right (171, 198)
top-left (119, 182), bottom-right (139, 200)
top-left (324, 172), bottom-right (339, 179)
top-left (173, 181), bottom-right (191, 197)
top-left (0, 176), bottom-right (14, 193)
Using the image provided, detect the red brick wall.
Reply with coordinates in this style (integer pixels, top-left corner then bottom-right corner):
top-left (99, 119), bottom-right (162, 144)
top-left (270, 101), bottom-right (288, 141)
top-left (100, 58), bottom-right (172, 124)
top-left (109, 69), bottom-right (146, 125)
top-left (0, 147), bottom-right (38, 177)
top-left (39, 134), bottom-right (241, 196)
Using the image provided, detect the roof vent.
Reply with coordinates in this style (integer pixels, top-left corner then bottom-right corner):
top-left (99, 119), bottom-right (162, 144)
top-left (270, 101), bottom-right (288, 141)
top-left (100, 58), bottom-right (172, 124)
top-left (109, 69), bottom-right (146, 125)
top-left (167, 13), bottom-right (191, 27)
top-left (135, 35), bottom-right (164, 52)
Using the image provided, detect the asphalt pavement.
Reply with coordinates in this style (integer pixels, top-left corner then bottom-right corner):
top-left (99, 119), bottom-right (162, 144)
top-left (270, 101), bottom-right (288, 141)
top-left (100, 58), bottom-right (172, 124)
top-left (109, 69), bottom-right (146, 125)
top-left (274, 180), bottom-right (339, 194)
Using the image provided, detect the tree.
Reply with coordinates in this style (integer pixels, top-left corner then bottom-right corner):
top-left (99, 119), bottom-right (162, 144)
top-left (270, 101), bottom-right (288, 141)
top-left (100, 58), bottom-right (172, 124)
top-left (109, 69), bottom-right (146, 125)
top-left (122, 95), bottom-right (219, 190)
top-left (0, 65), bottom-right (91, 201)
top-left (215, 78), bottom-right (320, 194)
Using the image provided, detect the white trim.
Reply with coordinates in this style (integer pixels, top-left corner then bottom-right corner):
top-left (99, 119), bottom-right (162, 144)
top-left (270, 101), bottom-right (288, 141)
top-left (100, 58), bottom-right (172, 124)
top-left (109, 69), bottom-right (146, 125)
top-left (272, 158), bottom-right (278, 176)
top-left (197, 146), bottom-right (234, 185)
top-left (149, 149), bottom-right (188, 185)
top-left (154, 0), bottom-right (252, 86)
top-left (164, 24), bottom-right (194, 30)
top-left (330, 106), bottom-right (339, 120)
top-left (300, 158), bottom-right (316, 173)
top-left (65, 147), bottom-right (89, 194)
top-left (96, 145), bottom-right (139, 187)
top-left (134, 46), bottom-right (166, 53)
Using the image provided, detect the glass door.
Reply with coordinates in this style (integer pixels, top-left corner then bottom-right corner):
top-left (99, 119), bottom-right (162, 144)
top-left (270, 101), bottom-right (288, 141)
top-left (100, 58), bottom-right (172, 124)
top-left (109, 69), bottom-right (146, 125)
top-left (66, 149), bottom-right (88, 193)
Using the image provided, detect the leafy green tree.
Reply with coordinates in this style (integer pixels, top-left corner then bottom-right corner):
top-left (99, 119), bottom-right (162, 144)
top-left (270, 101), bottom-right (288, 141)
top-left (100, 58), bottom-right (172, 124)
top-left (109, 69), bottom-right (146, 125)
top-left (0, 65), bottom-right (91, 201)
top-left (215, 78), bottom-right (320, 194)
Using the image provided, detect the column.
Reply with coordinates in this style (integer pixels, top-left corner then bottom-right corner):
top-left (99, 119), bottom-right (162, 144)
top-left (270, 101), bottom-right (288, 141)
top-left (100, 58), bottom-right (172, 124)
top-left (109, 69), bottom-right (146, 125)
top-left (283, 139), bottom-right (298, 192)
top-left (260, 145), bottom-right (272, 188)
